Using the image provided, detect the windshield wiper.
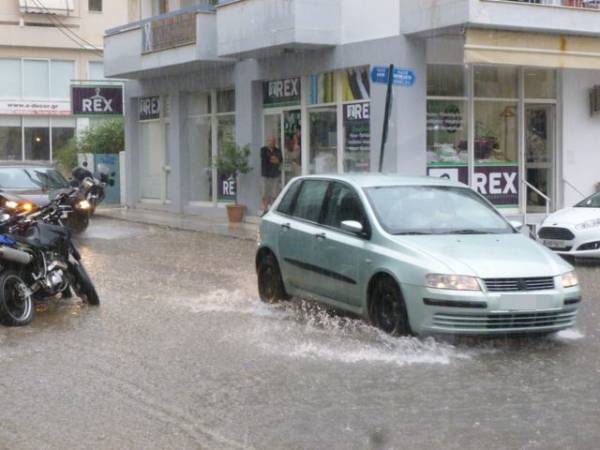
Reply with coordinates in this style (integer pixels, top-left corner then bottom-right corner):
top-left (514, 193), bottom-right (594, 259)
top-left (443, 229), bottom-right (496, 235)
top-left (394, 231), bottom-right (431, 235)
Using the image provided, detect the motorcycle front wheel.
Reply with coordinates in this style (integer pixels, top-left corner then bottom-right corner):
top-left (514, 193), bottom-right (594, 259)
top-left (0, 271), bottom-right (35, 326)
top-left (70, 262), bottom-right (100, 306)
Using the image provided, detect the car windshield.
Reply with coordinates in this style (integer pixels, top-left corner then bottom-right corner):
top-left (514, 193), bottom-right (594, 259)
top-left (575, 192), bottom-right (600, 208)
top-left (364, 185), bottom-right (514, 235)
top-left (0, 167), bottom-right (69, 191)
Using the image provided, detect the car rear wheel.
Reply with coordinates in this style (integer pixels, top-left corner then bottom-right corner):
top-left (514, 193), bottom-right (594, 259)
top-left (257, 254), bottom-right (289, 304)
top-left (369, 276), bottom-right (411, 336)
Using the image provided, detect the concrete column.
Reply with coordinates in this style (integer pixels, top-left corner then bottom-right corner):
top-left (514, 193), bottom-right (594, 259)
top-left (234, 59), bottom-right (262, 215)
top-left (369, 36), bottom-right (426, 176)
top-left (393, 37), bottom-right (427, 176)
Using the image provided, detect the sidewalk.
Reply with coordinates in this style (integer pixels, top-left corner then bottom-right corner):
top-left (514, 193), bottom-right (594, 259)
top-left (95, 207), bottom-right (259, 241)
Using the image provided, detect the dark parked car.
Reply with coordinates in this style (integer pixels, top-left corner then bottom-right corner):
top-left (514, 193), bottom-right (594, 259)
top-left (0, 162), bottom-right (91, 232)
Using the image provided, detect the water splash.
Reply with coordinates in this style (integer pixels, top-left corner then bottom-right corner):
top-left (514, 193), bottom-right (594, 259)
top-left (553, 328), bottom-right (584, 341)
top-left (182, 290), bottom-right (471, 367)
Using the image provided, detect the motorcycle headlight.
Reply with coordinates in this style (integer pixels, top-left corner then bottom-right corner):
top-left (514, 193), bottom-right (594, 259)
top-left (561, 271), bottom-right (579, 288)
top-left (425, 274), bottom-right (481, 291)
top-left (77, 200), bottom-right (91, 210)
top-left (5, 200), bottom-right (18, 209)
top-left (575, 218), bottom-right (600, 230)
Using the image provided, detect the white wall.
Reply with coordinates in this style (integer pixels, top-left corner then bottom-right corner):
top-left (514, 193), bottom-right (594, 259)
top-left (340, 0), bottom-right (399, 44)
top-left (562, 69), bottom-right (600, 207)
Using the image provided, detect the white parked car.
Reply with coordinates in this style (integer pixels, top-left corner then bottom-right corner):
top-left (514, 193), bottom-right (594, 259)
top-left (538, 191), bottom-right (600, 259)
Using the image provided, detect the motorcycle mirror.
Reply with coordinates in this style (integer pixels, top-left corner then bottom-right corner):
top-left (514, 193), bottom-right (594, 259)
top-left (109, 179), bottom-right (115, 187)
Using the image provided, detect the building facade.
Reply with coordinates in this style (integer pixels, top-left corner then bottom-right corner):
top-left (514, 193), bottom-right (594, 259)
top-left (0, 0), bottom-right (131, 162)
top-left (105, 0), bottom-right (600, 222)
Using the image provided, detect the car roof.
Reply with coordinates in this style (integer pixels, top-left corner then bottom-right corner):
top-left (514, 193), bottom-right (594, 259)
top-left (292, 173), bottom-right (467, 189)
top-left (0, 161), bottom-right (57, 170)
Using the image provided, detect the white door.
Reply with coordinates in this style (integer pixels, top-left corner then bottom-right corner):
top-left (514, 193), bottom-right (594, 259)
top-left (139, 121), bottom-right (165, 201)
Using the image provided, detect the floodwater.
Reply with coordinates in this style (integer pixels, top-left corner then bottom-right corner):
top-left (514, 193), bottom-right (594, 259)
top-left (0, 218), bottom-right (598, 450)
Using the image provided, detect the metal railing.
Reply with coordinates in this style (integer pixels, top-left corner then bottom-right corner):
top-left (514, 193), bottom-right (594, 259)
top-left (106, 2), bottom-right (217, 37)
top-left (496, 0), bottom-right (600, 9)
top-left (562, 178), bottom-right (587, 199)
top-left (522, 180), bottom-right (551, 230)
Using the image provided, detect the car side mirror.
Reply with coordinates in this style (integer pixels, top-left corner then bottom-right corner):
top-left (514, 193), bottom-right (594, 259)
top-left (509, 220), bottom-right (524, 230)
top-left (341, 220), bottom-right (364, 235)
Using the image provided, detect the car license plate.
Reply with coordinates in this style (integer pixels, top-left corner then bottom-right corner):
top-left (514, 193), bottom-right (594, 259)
top-left (542, 239), bottom-right (569, 249)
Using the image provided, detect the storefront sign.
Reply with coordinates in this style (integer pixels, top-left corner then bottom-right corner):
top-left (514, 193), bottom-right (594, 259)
top-left (370, 66), bottom-right (416, 87)
top-left (139, 96), bottom-right (161, 121)
top-left (427, 164), bottom-right (519, 207)
top-left (71, 86), bottom-right (123, 116)
top-left (263, 78), bottom-right (301, 108)
top-left (0, 99), bottom-right (71, 116)
top-left (344, 102), bottom-right (370, 153)
top-left (427, 104), bottom-right (463, 133)
top-left (142, 12), bottom-right (197, 54)
top-left (218, 174), bottom-right (236, 203)
top-left (474, 165), bottom-right (519, 206)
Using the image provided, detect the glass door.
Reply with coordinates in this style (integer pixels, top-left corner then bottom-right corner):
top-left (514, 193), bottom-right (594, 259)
top-left (525, 104), bottom-right (555, 213)
top-left (283, 110), bottom-right (301, 184)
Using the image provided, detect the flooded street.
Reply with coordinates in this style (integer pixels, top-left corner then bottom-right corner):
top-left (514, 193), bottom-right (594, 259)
top-left (1, 218), bottom-right (599, 450)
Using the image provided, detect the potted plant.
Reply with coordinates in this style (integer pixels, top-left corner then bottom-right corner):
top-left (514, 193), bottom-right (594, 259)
top-left (215, 142), bottom-right (252, 223)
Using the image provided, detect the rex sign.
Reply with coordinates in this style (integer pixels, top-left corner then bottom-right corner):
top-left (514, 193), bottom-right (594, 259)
top-left (427, 164), bottom-right (519, 207)
top-left (263, 77), bottom-right (301, 108)
top-left (71, 86), bottom-right (123, 116)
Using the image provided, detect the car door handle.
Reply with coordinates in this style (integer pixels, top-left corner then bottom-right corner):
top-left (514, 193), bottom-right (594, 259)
top-left (281, 223), bottom-right (291, 230)
top-left (314, 232), bottom-right (326, 240)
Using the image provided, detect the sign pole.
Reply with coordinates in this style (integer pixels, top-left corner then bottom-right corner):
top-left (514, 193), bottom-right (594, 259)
top-left (379, 64), bottom-right (394, 173)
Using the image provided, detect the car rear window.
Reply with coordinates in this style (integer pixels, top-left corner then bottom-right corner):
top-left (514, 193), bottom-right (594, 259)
top-left (277, 179), bottom-right (302, 215)
top-left (292, 180), bottom-right (329, 223)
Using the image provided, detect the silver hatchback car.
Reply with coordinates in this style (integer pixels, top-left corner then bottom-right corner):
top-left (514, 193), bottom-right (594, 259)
top-left (256, 175), bottom-right (581, 336)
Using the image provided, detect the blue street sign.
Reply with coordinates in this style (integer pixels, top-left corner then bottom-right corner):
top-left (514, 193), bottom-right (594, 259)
top-left (371, 66), bottom-right (389, 85)
top-left (370, 66), bottom-right (416, 87)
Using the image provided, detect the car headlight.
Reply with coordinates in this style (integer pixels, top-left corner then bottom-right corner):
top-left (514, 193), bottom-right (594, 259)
top-left (561, 271), bottom-right (579, 288)
top-left (77, 199), bottom-right (91, 210)
top-left (575, 218), bottom-right (600, 230)
top-left (426, 274), bottom-right (481, 291)
top-left (5, 200), bottom-right (18, 209)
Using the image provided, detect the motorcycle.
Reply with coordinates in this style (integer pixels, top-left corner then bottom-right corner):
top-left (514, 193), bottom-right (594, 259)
top-left (74, 164), bottom-right (115, 216)
top-left (0, 192), bottom-right (99, 326)
top-left (2, 188), bottom-right (92, 234)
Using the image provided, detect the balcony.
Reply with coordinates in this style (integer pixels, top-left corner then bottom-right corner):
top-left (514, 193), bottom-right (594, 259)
top-left (401, 0), bottom-right (600, 37)
top-left (216, 0), bottom-right (341, 58)
top-left (500, 0), bottom-right (599, 9)
top-left (104, 4), bottom-right (230, 80)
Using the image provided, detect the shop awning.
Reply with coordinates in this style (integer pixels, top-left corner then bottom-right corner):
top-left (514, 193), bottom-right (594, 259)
top-left (19, 0), bottom-right (74, 14)
top-left (465, 29), bottom-right (600, 70)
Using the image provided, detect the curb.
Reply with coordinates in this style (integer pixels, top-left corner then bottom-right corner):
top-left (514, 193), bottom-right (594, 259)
top-left (94, 210), bottom-right (258, 242)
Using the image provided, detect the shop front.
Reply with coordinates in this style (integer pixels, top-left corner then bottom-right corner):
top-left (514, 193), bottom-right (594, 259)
top-left (261, 66), bottom-right (372, 190)
top-left (426, 64), bottom-right (558, 215)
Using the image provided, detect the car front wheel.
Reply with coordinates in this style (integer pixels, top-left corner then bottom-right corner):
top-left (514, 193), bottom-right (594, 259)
top-left (369, 276), bottom-right (411, 336)
top-left (257, 254), bottom-right (289, 304)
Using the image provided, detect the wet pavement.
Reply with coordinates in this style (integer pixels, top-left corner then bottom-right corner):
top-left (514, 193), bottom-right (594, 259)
top-left (0, 217), bottom-right (599, 450)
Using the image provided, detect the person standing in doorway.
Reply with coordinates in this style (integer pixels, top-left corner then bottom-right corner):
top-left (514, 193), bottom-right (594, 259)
top-left (261, 136), bottom-right (283, 213)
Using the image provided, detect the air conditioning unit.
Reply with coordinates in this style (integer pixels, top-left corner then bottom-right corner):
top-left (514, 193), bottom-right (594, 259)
top-left (590, 85), bottom-right (600, 116)
top-left (19, 0), bottom-right (75, 15)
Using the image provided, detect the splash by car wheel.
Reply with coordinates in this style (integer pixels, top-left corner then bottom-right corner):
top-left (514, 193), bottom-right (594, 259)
top-left (370, 276), bottom-right (411, 336)
top-left (0, 271), bottom-right (35, 327)
top-left (258, 254), bottom-right (289, 304)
